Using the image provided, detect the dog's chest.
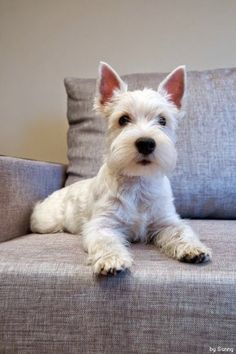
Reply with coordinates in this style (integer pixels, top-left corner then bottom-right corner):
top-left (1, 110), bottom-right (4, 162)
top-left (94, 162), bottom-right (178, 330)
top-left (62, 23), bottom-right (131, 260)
top-left (128, 212), bottom-right (148, 242)
top-left (117, 183), bottom-right (155, 241)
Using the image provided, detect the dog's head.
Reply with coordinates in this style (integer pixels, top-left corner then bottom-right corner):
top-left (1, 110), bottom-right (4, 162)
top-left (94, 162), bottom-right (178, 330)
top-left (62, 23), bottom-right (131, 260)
top-left (94, 62), bottom-right (186, 177)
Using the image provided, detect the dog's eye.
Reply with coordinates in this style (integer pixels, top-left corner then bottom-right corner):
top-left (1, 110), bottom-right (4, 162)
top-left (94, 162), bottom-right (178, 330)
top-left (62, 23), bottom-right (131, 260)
top-left (158, 115), bottom-right (166, 126)
top-left (119, 115), bottom-right (130, 126)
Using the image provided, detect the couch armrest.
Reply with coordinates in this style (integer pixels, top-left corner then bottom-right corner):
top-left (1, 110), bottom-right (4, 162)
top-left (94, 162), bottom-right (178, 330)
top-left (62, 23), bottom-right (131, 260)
top-left (0, 156), bottom-right (67, 242)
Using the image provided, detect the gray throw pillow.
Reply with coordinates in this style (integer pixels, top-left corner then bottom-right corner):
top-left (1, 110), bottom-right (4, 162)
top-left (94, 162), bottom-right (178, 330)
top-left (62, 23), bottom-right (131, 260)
top-left (64, 68), bottom-right (236, 219)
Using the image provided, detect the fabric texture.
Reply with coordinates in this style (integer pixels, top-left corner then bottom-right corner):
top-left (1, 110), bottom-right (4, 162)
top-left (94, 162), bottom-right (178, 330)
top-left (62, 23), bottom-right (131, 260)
top-left (0, 220), bottom-right (235, 354)
top-left (64, 68), bottom-right (236, 219)
top-left (0, 156), bottom-right (66, 242)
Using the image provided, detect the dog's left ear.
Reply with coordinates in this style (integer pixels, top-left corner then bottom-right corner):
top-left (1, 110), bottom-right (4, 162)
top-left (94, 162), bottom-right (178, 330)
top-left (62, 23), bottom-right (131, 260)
top-left (97, 62), bottom-right (127, 106)
top-left (158, 66), bottom-right (186, 109)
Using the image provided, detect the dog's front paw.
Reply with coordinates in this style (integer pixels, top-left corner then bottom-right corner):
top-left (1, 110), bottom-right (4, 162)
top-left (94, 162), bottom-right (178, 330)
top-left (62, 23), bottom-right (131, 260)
top-left (179, 245), bottom-right (212, 264)
top-left (92, 253), bottom-right (133, 276)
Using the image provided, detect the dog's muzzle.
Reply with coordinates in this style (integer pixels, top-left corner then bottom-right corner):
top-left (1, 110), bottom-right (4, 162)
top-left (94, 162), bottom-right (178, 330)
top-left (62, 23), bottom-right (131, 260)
top-left (135, 137), bottom-right (156, 155)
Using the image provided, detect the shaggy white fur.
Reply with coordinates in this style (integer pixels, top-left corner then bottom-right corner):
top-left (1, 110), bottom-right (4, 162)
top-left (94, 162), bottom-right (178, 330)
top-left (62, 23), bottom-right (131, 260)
top-left (31, 62), bottom-right (212, 275)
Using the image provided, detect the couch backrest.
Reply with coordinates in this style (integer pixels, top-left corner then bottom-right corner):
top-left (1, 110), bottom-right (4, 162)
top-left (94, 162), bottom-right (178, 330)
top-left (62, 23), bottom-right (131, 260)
top-left (64, 68), bottom-right (236, 219)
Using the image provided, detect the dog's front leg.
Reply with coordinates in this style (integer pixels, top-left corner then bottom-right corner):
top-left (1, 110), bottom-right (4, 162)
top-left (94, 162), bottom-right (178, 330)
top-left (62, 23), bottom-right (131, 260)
top-left (82, 220), bottom-right (133, 275)
top-left (151, 221), bottom-right (212, 264)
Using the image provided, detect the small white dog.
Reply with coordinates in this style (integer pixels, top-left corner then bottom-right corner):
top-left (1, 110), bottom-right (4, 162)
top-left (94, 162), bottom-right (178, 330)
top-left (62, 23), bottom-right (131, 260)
top-left (31, 62), bottom-right (211, 275)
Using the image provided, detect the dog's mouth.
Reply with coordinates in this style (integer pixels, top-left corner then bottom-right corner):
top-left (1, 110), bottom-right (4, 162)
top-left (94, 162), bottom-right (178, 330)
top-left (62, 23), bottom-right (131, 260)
top-left (137, 159), bottom-right (151, 166)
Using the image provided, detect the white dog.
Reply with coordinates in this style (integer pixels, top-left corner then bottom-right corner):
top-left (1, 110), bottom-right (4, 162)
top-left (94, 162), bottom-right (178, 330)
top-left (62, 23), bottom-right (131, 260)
top-left (31, 62), bottom-right (212, 275)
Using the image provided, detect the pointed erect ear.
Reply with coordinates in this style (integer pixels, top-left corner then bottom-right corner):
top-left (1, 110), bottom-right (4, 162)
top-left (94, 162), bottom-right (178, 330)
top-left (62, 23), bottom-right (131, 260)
top-left (97, 62), bottom-right (127, 105)
top-left (158, 66), bottom-right (186, 109)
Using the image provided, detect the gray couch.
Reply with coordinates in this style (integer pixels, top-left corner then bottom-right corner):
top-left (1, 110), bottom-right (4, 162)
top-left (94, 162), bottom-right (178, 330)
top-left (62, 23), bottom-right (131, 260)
top-left (0, 67), bottom-right (235, 353)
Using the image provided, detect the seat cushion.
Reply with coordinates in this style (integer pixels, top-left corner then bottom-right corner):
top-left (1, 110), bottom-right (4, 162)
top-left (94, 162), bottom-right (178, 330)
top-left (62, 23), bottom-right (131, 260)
top-left (0, 220), bottom-right (235, 354)
top-left (64, 68), bottom-right (236, 219)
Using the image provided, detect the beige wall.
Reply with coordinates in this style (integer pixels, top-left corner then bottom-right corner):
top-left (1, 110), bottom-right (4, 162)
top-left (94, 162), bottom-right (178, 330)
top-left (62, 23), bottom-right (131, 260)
top-left (1, 0), bottom-right (236, 163)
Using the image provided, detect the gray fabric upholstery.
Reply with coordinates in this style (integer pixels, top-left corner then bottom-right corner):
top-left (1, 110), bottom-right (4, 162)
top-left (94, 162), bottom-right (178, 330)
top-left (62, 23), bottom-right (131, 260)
top-left (0, 156), bottom-right (66, 242)
top-left (65, 68), bottom-right (236, 219)
top-left (0, 220), bottom-right (235, 353)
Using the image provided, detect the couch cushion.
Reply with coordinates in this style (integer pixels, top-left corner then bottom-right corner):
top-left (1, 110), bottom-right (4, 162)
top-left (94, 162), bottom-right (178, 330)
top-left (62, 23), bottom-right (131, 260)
top-left (0, 156), bottom-right (66, 242)
top-left (64, 68), bottom-right (236, 219)
top-left (0, 220), bottom-right (235, 353)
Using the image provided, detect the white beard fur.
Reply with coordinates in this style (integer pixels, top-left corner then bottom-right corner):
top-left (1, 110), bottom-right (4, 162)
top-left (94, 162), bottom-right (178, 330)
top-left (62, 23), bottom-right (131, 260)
top-left (31, 62), bottom-right (212, 275)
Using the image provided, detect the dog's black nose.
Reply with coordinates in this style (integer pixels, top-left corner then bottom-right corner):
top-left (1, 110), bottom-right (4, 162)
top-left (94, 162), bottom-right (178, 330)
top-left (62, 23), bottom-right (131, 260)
top-left (135, 137), bottom-right (156, 155)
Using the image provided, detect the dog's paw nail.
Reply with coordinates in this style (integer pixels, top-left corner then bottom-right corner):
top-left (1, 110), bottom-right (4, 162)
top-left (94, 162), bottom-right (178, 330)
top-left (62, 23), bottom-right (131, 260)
top-left (93, 254), bottom-right (131, 276)
top-left (107, 266), bottom-right (124, 276)
top-left (180, 251), bottom-right (211, 264)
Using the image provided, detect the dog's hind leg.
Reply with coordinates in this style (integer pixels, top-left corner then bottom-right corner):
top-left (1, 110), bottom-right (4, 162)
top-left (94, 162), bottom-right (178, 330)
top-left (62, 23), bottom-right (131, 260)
top-left (30, 188), bottom-right (66, 234)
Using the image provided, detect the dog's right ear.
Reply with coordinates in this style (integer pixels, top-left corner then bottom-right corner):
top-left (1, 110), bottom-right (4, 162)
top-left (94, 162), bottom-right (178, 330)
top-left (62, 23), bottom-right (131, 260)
top-left (158, 66), bottom-right (186, 110)
top-left (96, 62), bottom-right (127, 106)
